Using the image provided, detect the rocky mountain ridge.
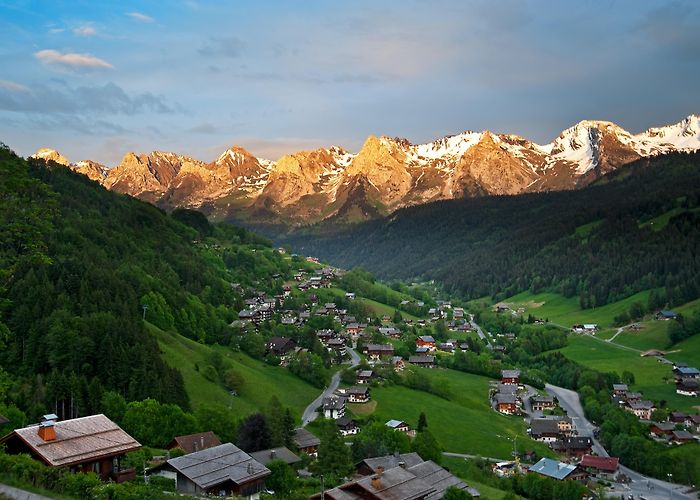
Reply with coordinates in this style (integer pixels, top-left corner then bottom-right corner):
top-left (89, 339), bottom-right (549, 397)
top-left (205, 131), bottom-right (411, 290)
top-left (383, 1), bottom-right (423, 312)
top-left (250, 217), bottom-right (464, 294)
top-left (30, 114), bottom-right (700, 225)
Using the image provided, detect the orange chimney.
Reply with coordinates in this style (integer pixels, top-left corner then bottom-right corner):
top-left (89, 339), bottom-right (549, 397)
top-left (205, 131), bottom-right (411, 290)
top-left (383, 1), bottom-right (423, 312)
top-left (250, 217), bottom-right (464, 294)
top-left (38, 421), bottom-right (56, 442)
top-left (371, 475), bottom-right (382, 490)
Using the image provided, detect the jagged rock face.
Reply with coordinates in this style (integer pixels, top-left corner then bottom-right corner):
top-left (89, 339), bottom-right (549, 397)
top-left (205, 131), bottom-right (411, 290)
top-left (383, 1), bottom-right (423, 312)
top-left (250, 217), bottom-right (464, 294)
top-left (30, 114), bottom-right (700, 225)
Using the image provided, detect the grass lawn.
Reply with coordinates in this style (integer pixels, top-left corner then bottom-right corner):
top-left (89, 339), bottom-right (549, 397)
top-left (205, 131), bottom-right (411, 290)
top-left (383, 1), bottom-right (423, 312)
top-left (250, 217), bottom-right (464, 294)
top-left (327, 287), bottom-right (424, 321)
top-left (613, 321), bottom-right (670, 351)
top-left (442, 456), bottom-right (525, 499)
top-left (560, 335), bottom-right (700, 413)
top-left (152, 325), bottom-right (319, 419)
top-left (666, 334), bottom-right (700, 370)
top-left (359, 369), bottom-right (554, 459)
top-left (504, 290), bottom-right (653, 328)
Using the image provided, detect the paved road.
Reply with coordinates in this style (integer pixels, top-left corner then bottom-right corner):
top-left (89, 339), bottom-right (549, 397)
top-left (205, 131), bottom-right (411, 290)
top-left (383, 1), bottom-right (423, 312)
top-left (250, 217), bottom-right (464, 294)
top-left (546, 384), bottom-right (696, 500)
top-left (470, 320), bottom-right (493, 347)
top-left (0, 484), bottom-right (52, 500)
top-left (301, 346), bottom-right (360, 427)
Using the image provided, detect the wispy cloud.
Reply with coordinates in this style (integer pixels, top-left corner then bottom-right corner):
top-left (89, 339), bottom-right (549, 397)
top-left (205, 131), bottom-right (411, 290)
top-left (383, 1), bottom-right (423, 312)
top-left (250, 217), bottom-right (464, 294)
top-left (73, 25), bottom-right (97, 37)
top-left (0, 79), bottom-right (30, 92)
top-left (0, 81), bottom-right (177, 115)
top-left (198, 37), bottom-right (246, 58)
top-left (34, 49), bottom-right (113, 69)
top-left (127, 12), bottom-right (154, 23)
top-left (188, 123), bottom-right (218, 134)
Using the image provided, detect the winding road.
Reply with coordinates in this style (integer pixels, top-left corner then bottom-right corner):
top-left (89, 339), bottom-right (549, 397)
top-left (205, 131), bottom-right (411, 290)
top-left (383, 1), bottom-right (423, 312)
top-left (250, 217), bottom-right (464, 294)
top-left (301, 346), bottom-right (361, 427)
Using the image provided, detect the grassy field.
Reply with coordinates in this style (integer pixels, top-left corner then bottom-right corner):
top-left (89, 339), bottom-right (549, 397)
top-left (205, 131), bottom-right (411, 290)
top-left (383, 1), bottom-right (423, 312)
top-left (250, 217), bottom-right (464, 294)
top-left (327, 286), bottom-right (423, 321)
top-left (638, 206), bottom-right (700, 231)
top-left (504, 290), bottom-right (652, 328)
top-left (350, 368), bottom-right (555, 459)
top-left (559, 335), bottom-right (700, 413)
top-left (152, 325), bottom-right (319, 419)
top-left (442, 456), bottom-right (524, 499)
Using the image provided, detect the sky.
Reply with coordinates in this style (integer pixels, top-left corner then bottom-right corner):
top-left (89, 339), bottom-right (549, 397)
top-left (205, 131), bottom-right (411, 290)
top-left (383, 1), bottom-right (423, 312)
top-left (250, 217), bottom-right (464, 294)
top-left (0, 0), bottom-right (699, 165)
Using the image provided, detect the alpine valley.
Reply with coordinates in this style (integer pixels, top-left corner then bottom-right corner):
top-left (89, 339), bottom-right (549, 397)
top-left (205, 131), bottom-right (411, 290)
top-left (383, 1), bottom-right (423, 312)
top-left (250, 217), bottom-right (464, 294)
top-left (33, 114), bottom-right (700, 226)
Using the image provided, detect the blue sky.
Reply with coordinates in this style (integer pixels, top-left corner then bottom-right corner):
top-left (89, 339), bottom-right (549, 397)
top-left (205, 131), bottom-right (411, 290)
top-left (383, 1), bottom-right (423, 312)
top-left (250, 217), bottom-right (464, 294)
top-left (1, 0), bottom-right (699, 165)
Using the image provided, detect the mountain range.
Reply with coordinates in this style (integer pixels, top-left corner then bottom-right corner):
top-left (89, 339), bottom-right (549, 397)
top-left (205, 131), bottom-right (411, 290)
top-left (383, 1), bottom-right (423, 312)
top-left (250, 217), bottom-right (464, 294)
top-left (31, 114), bottom-right (700, 225)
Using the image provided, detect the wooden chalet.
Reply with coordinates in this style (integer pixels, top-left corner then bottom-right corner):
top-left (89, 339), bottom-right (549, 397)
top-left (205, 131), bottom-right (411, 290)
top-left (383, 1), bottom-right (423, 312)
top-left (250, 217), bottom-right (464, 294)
top-left (167, 431), bottom-right (221, 455)
top-left (495, 393), bottom-right (518, 415)
top-left (151, 443), bottom-right (270, 497)
top-left (408, 355), bottom-right (436, 368)
top-left (385, 420), bottom-right (411, 433)
top-left (356, 370), bottom-right (374, 384)
top-left (346, 386), bottom-right (371, 403)
top-left (530, 396), bottom-right (555, 411)
top-left (249, 447), bottom-right (301, 467)
top-left (293, 428), bottom-right (320, 457)
top-left (416, 335), bottom-right (436, 350)
top-left (550, 436), bottom-right (593, 458)
top-left (266, 337), bottom-right (297, 357)
top-left (335, 417), bottom-right (360, 437)
top-left (579, 455), bottom-right (619, 480)
top-left (501, 369), bottom-right (521, 385)
top-left (529, 458), bottom-right (587, 482)
top-left (363, 344), bottom-right (395, 360)
top-left (0, 414), bottom-right (140, 483)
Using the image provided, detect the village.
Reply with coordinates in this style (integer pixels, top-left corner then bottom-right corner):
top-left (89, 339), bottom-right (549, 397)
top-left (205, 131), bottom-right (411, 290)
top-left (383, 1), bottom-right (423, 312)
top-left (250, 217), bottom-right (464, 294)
top-left (1, 253), bottom-right (698, 500)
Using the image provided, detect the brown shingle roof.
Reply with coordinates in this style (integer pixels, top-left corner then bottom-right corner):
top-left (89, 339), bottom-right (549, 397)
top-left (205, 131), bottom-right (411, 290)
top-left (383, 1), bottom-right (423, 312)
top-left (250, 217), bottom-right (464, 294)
top-left (0, 414), bottom-right (140, 467)
top-left (167, 431), bottom-right (221, 454)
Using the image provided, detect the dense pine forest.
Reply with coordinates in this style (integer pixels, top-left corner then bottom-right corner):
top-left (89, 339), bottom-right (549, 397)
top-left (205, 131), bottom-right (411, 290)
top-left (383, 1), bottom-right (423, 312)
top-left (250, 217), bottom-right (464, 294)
top-left (0, 144), bottom-right (285, 424)
top-left (282, 152), bottom-right (700, 308)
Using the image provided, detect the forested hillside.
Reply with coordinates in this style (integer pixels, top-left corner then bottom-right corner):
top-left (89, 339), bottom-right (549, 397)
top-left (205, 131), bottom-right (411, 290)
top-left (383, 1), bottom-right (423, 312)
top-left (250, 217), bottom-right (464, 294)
top-left (282, 152), bottom-right (700, 308)
top-left (0, 144), bottom-right (284, 423)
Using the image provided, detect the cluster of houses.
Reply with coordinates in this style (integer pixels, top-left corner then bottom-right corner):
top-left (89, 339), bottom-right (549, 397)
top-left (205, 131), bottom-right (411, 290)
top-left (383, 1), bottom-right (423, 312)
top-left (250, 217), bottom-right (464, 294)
top-left (649, 411), bottom-right (700, 445)
top-left (673, 363), bottom-right (700, 397)
top-left (492, 370), bottom-right (523, 415)
top-left (611, 383), bottom-right (656, 420)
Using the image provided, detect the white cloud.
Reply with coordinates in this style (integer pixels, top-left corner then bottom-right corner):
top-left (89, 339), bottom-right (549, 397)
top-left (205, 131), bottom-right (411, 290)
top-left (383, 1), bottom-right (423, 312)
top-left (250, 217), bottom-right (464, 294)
top-left (0, 79), bottom-right (30, 93)
top-left (48, 28), bottom-right (65, 34)
top-left (73, 25), bottom-right (97, 37)
top-left (34, 49), bottom-right (113, 69)
top-left (127, 12), bottom-right (155, 23)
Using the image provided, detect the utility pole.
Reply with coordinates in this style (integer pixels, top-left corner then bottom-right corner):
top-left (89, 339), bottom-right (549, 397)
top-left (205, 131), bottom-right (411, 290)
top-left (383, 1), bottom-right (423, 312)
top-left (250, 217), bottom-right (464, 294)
top-left (142, 304), bottom-right (148, 321)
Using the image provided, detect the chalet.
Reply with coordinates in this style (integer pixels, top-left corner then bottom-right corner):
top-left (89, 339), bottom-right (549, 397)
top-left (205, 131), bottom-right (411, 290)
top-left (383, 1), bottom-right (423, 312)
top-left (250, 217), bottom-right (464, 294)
top-left (317, 459), bottom-right (480, 499)
top-left (152, 443), bottom-right (270, 498)
top-left (345, 292), bottom-right (356, 300)
top-left (316, 329), bottom-right (334, 344)
top-left (531, 396), bottom-right (555, 411)
top-left (579, 455), bottom-right (619, 480)
top-left (323, 396), bottom-right (346, 419)
top-left (438, 342), bottom-right (455, 353)
top-left (282, 285), bottom-right (292, 297)
top-left (293, 428), bottom-right (320, 457)
top-left (364, 344), bottom-right (395, 360)
top-left (335, 417), bottom-right (360, 437)
top-left (529, 458), bottom-right (587, 482)
top-left (529, 417), bottom-right (573, 442)
top-left (493, 461), bottom-right (520, 478)
top-left (0, 414), bottom-right (140, 483)
top-left (416, 335), bottom-right (436, 350)
top-left (670, 411), bottom-right (687, 423)
top-left (501, 369), bottom-right (521, 385)
top-left (357, 452), bottom-right (424, 476)
top-left (627, 400), bottom-right (655, 420)
top-left (385, 420), bottom-right (411, 433)
top-left (649, 421), bottom-right (675, 437)
top-left (687, 414), bottom-right (700, 433)
top-left (391, 356), bottom-right (406, 371)
top-left (379, 327), bottom-right (401, 338)
top-left (325, 303), bottom-right (337, 311)
top-left (357, 370), bottom-right (374, 384)
top-left (347, 386), bottom-right (371, 403)
top-left (612, 383), bottom-right (629, 396)
top-left (674, 366), bottom-right (700, 381)
top-left (346, 323), bottom-right (365, 335)
top-left (257, 304), bottom-right (273, 322)
top-left (266, 337), bottom-right (297, 357)
top-left (496, 303), bottom-right (510, 312)
top-left (572, 324), bottom-right (598, 333)
top-left (238, 309), bottom-right (256, 322)
top-left (671, 430), bottom-right (694, 445)
top-left (453, 308), bottom-right (465, 319)
top-left (550, 436), bottom-right (592, 458)
top-left (409, 355), bottom-right (436, 368)
top-left (249, 447), bottom-right (301, 467)
top-left (640, 349), bottom-right (665, 357)
top-left (327, 338), bottom-right (347, 357)
top-left (496, 383), bottom-right (517, 395)
top-left (415, 346), bottom-right (430, 354)
top-left (495, 393), bottom-right (518, 415)
top-left (656, 310), bottom-right (678, 320)
top-left (167, 432), bottom-right (221, 455)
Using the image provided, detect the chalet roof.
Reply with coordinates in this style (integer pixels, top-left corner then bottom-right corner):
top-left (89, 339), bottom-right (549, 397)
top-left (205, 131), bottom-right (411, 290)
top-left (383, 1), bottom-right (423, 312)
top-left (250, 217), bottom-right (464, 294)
top-left (353, 464), bottom-right (433, 499)
top-left (358, 452), bottom-right (424, 473)
top-left (0, 414), bottom-right (140, 467)
top-left (415, 347), bottom-right (430, 354)
top-left (409, 355), bottom-right (435, 364)
top-left (501, 369), bottom-right (520, 378)
top-left (293, 428), bottom-right (320, 449)
top-left (551, 436), bottom-right (592, 451)
top-left (408, 460), bottom-right (479, 500)
top-left (531, 395), bottom-right (554, 403)
top-left (164, 443), bottom-right (269, 489)
top-left (348, 386), bottom-right (369, 395)
top-left (529, 458), bottom-right (577, 480)
top-left (495, 393), bottom-right (517, 404)
top-left (358, 370), bottom-right (374, 378)
top-left (676, 367), bottom-right (700, 376)
top-left (249, 446), bottom-right (301, 466)
top-left (629, 400), bottom-right (655, 410)
top-left (323, 397), bottom-right (346, 411)
top-left (671, 430), bottom-right (694, 440)
top-left (385, 420), bottom-right (408, 429)
top-left (529, 419), bottom-right (561, 436)
top-left (651, 422), bottom-right (675, 432)
top-left (612, 384), bottom-right (628, 391)
top-left (417, 335), bottom-right (435, 342)
top-left (365, 344), bottom-right (394, 351)
top-left (336, 417), bottom-right (359, 429)
top-left (497, 384), bottom-right (517, 395)
top-left (580, 455), bottom-right (619, 472)
top-left (168, 431), bottom-right (221, 454)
